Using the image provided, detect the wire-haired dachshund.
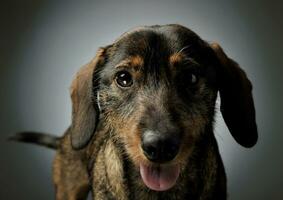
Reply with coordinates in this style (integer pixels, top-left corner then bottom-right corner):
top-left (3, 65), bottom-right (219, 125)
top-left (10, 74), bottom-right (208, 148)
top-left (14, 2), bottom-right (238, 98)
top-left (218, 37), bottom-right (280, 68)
top-left (11, 24), bottom-right (258, 200)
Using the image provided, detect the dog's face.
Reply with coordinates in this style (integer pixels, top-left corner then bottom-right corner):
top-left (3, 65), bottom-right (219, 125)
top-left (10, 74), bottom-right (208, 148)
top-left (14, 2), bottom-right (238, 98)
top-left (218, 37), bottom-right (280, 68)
top-left (97, 25), bottom-right (219, 191)
top-left (70, 24), bottom-right (257, 192)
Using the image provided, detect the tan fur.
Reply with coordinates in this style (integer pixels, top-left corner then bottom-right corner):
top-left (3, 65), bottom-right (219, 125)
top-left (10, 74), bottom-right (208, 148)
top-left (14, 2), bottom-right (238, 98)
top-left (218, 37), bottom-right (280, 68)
top-left (92, 139), bottom-right (128, 200)
top-left (169, 52), bottom-right (184, 65)
top-left (130, 55), bottom-right (144, 67)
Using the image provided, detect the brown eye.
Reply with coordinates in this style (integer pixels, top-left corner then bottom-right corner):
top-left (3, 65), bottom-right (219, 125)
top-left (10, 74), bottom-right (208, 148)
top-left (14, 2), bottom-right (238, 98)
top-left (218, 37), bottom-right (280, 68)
top-left (115, 71), bottom-right (133, 87)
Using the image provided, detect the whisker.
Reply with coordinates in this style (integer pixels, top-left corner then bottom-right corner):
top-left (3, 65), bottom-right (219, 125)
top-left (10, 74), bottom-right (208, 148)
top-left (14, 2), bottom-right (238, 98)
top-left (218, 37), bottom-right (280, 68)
top-left (177, 45), bottom-right (192, 54)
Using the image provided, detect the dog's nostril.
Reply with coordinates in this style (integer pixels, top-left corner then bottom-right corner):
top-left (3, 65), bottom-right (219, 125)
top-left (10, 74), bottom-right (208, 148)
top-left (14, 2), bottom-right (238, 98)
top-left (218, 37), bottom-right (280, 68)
top-left (164, 141), bottom-right (180, 159)
top-left (167, 146), bottom-right (177, 154)
top-left (142, 144), bottom-right (158, 160)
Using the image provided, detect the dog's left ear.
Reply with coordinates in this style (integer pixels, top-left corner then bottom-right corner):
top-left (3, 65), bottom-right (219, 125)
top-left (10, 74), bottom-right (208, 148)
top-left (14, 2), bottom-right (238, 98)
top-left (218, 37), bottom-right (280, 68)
top-left (70, 48), bottom-right (106, 149)
top-left (210, 43), bottom-right (258, 148)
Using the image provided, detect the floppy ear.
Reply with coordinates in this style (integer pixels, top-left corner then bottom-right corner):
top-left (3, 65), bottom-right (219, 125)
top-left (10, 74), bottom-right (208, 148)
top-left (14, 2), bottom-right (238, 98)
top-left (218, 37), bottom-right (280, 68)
top-left (70, 48), bottom-right (106, 149)
top-left (211, 43), bottom-right (258, 148)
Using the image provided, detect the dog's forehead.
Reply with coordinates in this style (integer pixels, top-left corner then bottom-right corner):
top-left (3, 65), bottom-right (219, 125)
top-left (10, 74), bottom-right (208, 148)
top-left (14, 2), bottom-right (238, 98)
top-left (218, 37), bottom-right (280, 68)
top-left (112, 25), bottom-right (203, 63)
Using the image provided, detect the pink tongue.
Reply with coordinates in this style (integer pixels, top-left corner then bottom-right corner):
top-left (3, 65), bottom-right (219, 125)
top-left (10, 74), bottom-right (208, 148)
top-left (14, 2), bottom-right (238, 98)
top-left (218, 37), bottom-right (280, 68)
top-left (140, 163), bottom-right (180, 191)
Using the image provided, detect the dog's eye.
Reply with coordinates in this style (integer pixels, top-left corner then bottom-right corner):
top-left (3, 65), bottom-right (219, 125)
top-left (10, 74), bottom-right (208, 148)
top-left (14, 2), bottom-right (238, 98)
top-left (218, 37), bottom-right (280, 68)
top-left (115, 71), bottom-right (133, 87)
top-left (188, 73), bottom-right (198, 84)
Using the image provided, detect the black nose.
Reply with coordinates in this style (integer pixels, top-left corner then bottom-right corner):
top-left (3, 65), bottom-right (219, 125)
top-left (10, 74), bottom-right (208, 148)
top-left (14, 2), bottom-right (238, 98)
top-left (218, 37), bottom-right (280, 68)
top-left (141, 130), bottom-right (180, 163)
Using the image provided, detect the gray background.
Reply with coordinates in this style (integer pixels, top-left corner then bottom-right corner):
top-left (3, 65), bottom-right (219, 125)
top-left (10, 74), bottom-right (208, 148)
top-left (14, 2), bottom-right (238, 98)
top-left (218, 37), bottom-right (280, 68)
top-left (1, 0), bottom-right (282, 199)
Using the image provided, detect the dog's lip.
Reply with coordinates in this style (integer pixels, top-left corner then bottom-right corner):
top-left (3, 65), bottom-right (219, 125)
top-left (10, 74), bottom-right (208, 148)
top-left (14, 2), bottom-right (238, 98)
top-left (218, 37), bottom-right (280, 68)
top-left (140, 163), bottom-right (180, 191)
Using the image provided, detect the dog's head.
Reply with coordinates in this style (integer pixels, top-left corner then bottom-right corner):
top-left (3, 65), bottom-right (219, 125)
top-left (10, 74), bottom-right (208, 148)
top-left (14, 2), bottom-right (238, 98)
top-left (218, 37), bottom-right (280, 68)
top-left (70, 24), bottom-right (257, 191)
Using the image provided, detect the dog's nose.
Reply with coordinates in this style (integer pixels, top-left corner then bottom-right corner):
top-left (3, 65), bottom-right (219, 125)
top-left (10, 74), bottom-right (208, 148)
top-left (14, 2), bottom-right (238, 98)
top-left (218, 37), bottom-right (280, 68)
top-left (141, 130), bottom-right (180, 163)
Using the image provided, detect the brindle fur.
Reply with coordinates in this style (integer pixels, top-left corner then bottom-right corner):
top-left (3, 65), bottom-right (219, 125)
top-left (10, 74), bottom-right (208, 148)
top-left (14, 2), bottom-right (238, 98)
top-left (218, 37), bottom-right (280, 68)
top-left (11, 24), bottom-right (257, 200)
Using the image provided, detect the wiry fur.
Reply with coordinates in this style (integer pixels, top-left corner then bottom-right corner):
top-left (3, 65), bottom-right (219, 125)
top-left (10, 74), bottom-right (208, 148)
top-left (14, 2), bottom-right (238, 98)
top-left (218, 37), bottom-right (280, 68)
top-left (11, 24), bottom-right (257, 200)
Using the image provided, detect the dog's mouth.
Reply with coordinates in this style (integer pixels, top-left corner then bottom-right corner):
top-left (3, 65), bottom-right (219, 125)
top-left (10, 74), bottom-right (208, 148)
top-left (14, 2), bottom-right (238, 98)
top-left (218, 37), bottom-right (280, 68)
top-left (140, 163), bottom-right (180, 191)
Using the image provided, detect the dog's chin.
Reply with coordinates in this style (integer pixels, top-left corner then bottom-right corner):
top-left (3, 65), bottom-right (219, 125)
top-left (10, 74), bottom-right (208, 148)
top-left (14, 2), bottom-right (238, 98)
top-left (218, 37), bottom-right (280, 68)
top-left (140, 163), bottom-right (180, 191)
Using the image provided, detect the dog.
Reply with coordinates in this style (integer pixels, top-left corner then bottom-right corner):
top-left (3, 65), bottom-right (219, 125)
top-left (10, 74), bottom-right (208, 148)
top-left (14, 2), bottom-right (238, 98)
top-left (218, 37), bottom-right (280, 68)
top-left (10, 24), bottom-right (258, 200)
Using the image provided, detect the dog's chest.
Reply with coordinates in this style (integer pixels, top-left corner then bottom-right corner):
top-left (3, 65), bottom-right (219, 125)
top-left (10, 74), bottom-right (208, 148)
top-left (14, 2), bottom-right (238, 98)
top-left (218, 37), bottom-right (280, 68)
top-left (90, 139), bottom-right (196, 200)
top-left (91, 139), bottom-right (128, 199)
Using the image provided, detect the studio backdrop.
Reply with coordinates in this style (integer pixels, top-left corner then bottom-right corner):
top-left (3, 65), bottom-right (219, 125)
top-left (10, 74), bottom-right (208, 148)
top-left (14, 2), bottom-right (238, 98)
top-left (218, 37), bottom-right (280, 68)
top-left (1, 0), bottom-right (282, 199)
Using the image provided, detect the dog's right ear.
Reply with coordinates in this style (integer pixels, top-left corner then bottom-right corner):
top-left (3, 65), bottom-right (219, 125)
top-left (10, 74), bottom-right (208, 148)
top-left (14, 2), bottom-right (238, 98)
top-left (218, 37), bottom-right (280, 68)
top-left (210, 43), bottom-right (258, 148)
top-left (70, 48), bottom-right (106, 150)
